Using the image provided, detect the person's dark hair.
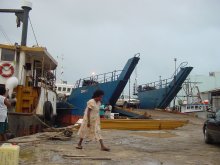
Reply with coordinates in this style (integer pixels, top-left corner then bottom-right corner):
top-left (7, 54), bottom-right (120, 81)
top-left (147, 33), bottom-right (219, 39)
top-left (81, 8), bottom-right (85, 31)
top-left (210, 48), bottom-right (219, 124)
top-left (0, 87), bottom-right (6, 95)
top-left (92, 89), bottom-right (104, 98)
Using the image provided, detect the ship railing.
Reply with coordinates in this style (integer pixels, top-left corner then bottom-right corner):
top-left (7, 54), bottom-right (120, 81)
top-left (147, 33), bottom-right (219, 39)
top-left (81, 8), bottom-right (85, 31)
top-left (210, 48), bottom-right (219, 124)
top-left (136, 62), bottom-right (188, 93)
top-left (137, 77), bottom-right (173, 92)
top-left (32, 70), bottom-right (56, 91)
top-left (74, 70), bottom-right (122, 88)
top-left (171, 61), bottom-right (188, 79)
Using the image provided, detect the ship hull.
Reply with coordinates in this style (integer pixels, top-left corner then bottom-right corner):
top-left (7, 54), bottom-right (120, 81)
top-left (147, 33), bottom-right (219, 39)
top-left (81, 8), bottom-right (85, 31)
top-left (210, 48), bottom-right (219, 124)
top-left (66, 56), bottom-right (140, 117)
top-left (68, 81), bottom-right (119, 116)
top-left (137, 66), bottom-right (193, 109)
top-left (8, 112), bottom-right (45, 137)
top-left (137, 88), bottom-right (168, 109)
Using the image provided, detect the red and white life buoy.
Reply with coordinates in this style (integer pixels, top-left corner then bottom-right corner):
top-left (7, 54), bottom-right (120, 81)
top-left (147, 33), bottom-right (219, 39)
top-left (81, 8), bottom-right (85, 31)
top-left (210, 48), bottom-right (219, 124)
top-left (0, 63), bottom-right (14, 78)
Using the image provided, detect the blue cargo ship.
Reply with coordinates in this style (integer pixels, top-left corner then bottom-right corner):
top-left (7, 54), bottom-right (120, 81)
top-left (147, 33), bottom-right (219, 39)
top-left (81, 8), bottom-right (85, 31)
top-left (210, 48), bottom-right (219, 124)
top-left (57, 55), bottom-right (140, 124)
top-left (136, 62), bottom-right (193, 109)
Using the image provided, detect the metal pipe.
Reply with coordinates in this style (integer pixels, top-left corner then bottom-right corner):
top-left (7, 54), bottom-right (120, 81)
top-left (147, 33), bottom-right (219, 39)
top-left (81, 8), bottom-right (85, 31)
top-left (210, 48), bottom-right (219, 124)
top-left (21, 5), bottom-right (31, 46)
top-left (0, 9), bottom-right (23, 13)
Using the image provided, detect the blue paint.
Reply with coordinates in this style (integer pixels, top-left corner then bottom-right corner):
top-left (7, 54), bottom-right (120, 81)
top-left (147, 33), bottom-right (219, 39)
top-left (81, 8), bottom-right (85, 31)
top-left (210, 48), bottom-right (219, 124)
top-left (67, 56), bottom-right (140, 116)
top-left (137, 64), bottom-right (193, 109)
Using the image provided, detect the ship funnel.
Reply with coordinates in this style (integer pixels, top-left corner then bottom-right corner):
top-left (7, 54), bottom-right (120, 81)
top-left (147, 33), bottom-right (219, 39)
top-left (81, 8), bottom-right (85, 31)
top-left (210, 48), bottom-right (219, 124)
top-left (6, 77), bottom-right (19, 98)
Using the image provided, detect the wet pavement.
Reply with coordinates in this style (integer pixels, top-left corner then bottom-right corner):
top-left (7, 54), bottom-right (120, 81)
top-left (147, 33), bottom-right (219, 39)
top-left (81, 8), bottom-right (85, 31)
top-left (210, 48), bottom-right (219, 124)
top-left (10, 110), bottom-right (220, 164)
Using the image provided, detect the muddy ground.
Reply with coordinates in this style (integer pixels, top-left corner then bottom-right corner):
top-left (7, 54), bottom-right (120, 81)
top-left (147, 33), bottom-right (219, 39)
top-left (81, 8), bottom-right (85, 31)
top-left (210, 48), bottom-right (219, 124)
top-left (9, 110), bottom-right (220, 165)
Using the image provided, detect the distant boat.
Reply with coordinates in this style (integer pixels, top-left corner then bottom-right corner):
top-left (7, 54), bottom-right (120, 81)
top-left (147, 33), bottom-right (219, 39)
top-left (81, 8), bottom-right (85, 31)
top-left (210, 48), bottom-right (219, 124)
top-left (180, 104), bottom-right (210, 113)
top-left (136, 62), bottom-right (193, 109)
top-left (56, 82), bottom-right (74, 98)
top-left (57, 55), bottom-right (140, 125)
top-left (176, 102), bottom-right (211, 119)
top-left (174, 80), bottom-right (212, 119)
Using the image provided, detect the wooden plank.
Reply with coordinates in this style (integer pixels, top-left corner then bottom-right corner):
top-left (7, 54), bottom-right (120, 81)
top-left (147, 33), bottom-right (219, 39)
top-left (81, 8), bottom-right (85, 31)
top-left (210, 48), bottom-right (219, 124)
top-left (100, 119), bottom-right (188, 130)
top-left (62, 155), bottom-right (111, 160)
top-left (62, 154), bottom-right (86, 157)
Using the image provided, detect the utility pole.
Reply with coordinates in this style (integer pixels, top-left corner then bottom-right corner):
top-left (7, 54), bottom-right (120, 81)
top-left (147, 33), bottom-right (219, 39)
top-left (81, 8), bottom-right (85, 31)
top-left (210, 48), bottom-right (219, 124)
top-left (129, 78), bottom-right (131, 106)
top-left (133, 66), bottom-right (138, 95)
top-left (174, 58), bottom-right (177, 77)
top-left (159, 75), bottom-right (162, 88)
top-left (173, 58), bottom-right (177, 110)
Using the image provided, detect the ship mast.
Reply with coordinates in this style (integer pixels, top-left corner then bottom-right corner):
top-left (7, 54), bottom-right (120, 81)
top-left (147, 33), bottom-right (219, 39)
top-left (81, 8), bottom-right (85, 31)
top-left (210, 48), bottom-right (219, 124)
top-left (0, 0), bottom-right (32, 46)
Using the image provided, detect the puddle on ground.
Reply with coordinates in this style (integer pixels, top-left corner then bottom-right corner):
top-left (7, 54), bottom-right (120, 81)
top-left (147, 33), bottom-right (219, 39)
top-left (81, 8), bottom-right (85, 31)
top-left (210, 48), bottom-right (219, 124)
top-left (50, 154), bottom-right (63, 162)
top-left (131, 132), bottom-right (177, 138)
top-left (19, 147), bottom-right (36, 160)
top-left (19, 146), bottom-right (66, 164)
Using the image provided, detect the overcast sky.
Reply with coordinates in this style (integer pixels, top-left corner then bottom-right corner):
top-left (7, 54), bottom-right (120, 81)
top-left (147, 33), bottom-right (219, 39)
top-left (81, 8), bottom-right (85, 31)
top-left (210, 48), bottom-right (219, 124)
top-left (0, 0), bottom-right (220, 89)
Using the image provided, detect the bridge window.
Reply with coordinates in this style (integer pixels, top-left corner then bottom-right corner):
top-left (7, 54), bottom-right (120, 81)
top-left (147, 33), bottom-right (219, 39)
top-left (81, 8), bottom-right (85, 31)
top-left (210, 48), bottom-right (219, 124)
top-left (58, 87), bottom-right (62, 91)
top-left (63, 87), bottom-right (66, 91)
top-left (67, 88), bottom-right (71, 92)
top-left (1, 49), bottom-right (15, 61)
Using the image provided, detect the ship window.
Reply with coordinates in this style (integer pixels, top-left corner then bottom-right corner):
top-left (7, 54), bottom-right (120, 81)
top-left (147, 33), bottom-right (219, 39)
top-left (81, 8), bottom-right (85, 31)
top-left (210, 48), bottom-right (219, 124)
top-left (1, 49), bottom-right (15, 61)
top-left (58, 87), bottom-right (61, 91)
top-left (63, 87), bottom-right (66, 91)
top-left (67, 88), bottom-right (71, 92)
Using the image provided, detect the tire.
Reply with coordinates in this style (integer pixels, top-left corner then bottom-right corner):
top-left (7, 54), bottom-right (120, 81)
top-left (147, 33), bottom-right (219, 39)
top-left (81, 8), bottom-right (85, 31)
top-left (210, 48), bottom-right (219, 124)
top-left (123, 102), bottom-right (128, 108)
top-left (204, 126), bottom-right (213, 144)
top-left (43, 101), bottom-right (53, 121)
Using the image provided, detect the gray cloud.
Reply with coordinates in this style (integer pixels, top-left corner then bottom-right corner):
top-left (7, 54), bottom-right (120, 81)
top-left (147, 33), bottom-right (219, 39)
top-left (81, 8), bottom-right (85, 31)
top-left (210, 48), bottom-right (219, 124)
top-left (0, 0), bottom-right (219, 90)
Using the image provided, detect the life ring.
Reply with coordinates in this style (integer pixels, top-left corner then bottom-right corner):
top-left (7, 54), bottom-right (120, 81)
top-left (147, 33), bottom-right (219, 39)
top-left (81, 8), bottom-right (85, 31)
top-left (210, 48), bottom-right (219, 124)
top-left (0, 63), bottom-right (14, 78)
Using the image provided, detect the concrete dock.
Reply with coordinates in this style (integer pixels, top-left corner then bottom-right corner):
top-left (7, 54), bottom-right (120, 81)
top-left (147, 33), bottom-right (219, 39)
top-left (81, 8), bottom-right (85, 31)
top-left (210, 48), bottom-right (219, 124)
top-left (7, 110), bottom-right (220, 165)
